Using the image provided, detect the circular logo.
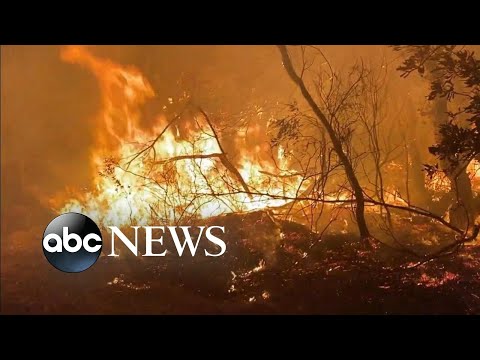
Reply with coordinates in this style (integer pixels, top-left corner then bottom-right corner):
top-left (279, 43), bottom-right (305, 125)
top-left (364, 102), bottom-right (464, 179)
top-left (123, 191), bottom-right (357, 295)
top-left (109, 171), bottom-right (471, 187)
top-left (42, 212), bottom-right (103, 273)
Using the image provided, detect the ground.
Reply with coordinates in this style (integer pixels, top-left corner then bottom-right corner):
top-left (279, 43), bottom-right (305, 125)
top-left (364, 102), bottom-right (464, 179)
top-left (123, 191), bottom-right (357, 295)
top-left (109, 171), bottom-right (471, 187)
top-left (2, 211), bottom-right (480, 314)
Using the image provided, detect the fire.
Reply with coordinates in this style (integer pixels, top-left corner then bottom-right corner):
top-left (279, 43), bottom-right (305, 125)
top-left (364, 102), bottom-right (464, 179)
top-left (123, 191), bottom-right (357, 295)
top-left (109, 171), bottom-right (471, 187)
top-left (468, 159), bottom-right (480, 193)
top-left (425, 172), bottom-right (451, 195)
top-left (52, 47), bottom-right (480, 230)
top-left (424, 160), bottom-right (480, 196)
top-left (55, 46), bottom-right (306, 228)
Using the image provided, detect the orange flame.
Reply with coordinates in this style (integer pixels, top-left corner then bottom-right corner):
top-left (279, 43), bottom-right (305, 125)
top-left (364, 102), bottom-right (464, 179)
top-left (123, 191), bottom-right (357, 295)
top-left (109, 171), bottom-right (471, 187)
top-left (55, 46), bottom-right (306, 227)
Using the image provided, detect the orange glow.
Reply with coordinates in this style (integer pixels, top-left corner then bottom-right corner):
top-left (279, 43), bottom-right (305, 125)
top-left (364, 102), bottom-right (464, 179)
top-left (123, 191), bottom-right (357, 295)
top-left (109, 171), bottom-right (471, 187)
top-left (468, 159), bottom-right (480, 193)
top-left (51, 46), bottom-right (480, 229)
top-left (54, 46), bottom-right (307, 227)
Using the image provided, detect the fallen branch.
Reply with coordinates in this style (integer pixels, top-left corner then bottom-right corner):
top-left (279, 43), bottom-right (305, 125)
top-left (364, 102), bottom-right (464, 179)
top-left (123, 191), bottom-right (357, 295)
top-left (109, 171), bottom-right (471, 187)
top-left (197, 187), bottom-right (477, 241)
top-left (404, 225), bottom-right (480, 269)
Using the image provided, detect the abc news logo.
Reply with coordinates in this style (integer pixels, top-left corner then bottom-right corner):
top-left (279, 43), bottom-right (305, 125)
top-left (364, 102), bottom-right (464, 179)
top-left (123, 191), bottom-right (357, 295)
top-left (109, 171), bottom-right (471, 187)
top-left (42, 212), bottom-right (226, 273)
top-left (42, 213), bottom-right (103, 273)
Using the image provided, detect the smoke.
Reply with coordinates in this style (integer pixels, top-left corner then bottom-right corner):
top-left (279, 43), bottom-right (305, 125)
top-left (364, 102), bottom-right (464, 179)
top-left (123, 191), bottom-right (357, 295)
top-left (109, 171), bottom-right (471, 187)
top-left (1, 45), bottom-right (437, 241)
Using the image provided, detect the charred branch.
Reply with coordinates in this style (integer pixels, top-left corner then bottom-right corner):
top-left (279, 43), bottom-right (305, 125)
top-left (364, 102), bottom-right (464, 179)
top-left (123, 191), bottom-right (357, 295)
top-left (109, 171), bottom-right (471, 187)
top-left (196, 106), bottom-right (252, 198)
top-left (153, 153), bottom-right (224, 164)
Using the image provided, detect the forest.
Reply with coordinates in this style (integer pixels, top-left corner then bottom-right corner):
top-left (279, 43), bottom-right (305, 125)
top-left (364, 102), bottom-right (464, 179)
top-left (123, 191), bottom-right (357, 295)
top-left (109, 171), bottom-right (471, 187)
top-left (1, 45), bottom-right (479, 314)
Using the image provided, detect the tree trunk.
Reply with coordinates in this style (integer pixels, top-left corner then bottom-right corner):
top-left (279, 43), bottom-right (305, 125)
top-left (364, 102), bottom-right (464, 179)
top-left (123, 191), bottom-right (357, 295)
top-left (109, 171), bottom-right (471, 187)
top-left (277, 46), bottom-right (371, 241)
top-left (405, 104), bottom-right (432, 209)
top-left (409, 142), bottom-right (432, 208)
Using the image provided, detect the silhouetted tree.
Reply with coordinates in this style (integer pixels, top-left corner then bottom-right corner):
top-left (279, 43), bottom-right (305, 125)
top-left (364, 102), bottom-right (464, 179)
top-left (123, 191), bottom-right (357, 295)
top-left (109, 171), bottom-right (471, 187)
top-left (393, 45), bottom-right (480, 227)
top-left (277, 45), bottom-right (371, 242)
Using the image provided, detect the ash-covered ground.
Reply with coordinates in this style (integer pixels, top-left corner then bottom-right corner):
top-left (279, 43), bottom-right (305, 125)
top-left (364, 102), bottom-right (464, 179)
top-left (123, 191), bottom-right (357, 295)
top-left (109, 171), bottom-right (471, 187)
top-left (2, 210), bottom-right (480, 314)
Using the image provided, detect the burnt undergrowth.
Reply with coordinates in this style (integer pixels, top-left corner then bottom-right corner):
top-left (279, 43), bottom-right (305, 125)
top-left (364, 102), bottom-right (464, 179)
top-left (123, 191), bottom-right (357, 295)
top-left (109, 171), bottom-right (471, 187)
top-left (2, 210), bottom-right (480, 314)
